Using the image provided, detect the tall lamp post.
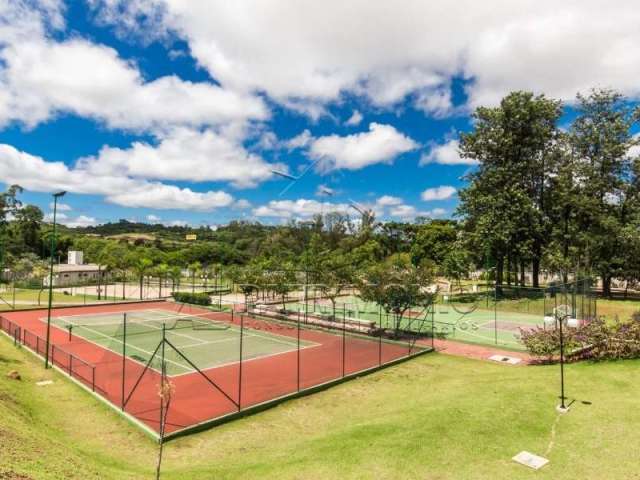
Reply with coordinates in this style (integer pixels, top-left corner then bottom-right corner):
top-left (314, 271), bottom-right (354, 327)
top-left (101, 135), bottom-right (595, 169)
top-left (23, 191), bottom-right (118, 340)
top-left (544, 306), bottom-right (579, 412)
top-left (44, 190), bottom-right (66, 369)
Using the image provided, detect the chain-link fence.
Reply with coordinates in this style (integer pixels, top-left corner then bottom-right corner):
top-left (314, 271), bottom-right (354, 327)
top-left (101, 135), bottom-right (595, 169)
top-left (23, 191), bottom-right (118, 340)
top-left (0, 292), bottom-right (434, 439)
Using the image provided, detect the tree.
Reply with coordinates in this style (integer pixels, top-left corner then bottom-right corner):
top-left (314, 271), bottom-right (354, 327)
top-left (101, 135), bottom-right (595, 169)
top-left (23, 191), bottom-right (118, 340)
top-left (227, 264), bottom-right (263, 308)
top-left (441, 248), bottom-right (471, 288)
top-left (410, 220), bottom-right (458, 266)
top-left (10, 204), bottom-right (43, 255)
top-left (130, 255), bottom-right (154, 300)
top-left (155, 263), bottom-right (170, 298)
top-left (359, 254), bottom-right (437, 337)
top-left (568, 89), bottom-right (639, 296)
top-left (267, 265), bottom-right (297, 311)
top-left (458, 91), bottom-right (563, 288)
top-left (314, 254), bottom-right (356, 320)
top-left (0, 185), bottom-right (22, 270)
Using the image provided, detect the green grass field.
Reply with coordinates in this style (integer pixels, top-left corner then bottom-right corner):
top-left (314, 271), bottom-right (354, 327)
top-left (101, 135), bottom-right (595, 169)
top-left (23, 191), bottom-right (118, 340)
top-left (1, 330), bottom-right (639, 479)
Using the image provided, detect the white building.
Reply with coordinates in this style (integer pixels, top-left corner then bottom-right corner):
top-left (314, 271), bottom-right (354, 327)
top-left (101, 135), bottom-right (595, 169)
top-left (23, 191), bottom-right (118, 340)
top-left (44, 251), bottom-right (107, 287)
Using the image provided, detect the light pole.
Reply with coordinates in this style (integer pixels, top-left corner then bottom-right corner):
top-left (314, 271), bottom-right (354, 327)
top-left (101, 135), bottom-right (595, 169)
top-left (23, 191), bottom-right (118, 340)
top-left (544, 306), bottom-right (579, 412)
top-left (45, 190), bottom-right (66, 369)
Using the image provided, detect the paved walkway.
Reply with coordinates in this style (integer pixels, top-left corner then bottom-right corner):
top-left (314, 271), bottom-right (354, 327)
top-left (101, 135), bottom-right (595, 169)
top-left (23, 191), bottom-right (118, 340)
top-left (429, 338), bottom-right (533, 365)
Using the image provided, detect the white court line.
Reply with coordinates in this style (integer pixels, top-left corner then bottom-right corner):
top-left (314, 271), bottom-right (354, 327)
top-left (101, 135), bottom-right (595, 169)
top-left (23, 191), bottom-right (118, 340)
top-left (44, 318), bottom-right (192, 374)
top-left (54, 309), bottom-right (211, 347)
top-left (169, 342), bottom-right (322, 378)
top-left (44, 308), bottom-right (322, 376)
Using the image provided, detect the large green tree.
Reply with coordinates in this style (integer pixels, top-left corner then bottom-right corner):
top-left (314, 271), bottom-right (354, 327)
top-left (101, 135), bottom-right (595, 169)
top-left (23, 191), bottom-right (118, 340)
top-left (458, 91), bottom-right (563, 288)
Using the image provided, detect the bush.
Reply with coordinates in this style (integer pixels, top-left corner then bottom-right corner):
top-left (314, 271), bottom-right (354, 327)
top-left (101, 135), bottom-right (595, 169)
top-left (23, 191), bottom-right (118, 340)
top-left (172, 291), bottom-right (211, 306)
top-left (521, 315), bottom-right (640, 362)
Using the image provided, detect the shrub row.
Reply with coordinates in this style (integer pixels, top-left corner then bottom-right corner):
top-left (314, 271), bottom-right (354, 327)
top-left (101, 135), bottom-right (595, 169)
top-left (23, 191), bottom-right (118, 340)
top-left (172, 291), bottom-right (211, 306)
top-left (520, 315), bottom-right (640, 362)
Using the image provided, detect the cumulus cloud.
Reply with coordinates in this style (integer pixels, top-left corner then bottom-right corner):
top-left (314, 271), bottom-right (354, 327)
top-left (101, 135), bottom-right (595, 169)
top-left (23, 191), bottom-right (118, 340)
top-left (421, 186), bottom-right (457, 201)
top-left (49, 202), bottom-right (72, 211)
top-left (345, 110), bottom-right (363, 126)
top-left (420, 139), bottom-right (477, 166)
top-left (253, 199), bottom-right (349, 218)
top-left (285, 129), bottom-right (314, 151)
top-left (0, 144), bottom-right (233, 211)
top-left (45, 211), bottom-right (98, 227)
top-left (0, 2), bottom-right (267, 130)
top-left (89, 1), bottom-right (640, 116)
top-left (146, 214), bottom-right (161, 223)
top-left (376, 195), bottom-right (403, 207)
top-left (308, 123), bottom-right (418, 172)
top-left (79, 128), bottom-right (280, 188)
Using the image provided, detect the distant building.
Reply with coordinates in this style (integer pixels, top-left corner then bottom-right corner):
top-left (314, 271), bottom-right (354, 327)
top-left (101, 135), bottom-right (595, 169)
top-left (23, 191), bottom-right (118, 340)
top-left (44, 251), bottom-right (107, 287)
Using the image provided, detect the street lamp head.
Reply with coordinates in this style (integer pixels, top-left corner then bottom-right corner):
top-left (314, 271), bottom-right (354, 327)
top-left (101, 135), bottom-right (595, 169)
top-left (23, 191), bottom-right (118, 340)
top-left (53, 191), bottom-right (67, 198)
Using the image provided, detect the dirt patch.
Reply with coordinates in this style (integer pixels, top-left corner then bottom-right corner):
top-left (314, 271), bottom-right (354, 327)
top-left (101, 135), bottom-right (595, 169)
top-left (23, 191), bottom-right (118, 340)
top-left (0, 471), bottom-right (35, 480)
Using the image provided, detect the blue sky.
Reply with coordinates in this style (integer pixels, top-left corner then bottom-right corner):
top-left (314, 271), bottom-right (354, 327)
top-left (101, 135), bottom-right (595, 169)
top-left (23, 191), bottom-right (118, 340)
top-left (1, 1), bottom-right (637, 228)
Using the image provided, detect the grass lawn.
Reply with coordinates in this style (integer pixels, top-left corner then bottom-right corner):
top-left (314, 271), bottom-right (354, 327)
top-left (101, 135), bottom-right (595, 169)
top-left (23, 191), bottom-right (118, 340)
top-left (0, 289), bottom-right (104, 311)
top-left (1, 332), bottom-right (639, 479)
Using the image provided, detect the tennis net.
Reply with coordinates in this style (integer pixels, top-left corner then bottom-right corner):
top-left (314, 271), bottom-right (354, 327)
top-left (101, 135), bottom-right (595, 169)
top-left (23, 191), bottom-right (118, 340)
top-left (54, 310), bottom-right (233, 339)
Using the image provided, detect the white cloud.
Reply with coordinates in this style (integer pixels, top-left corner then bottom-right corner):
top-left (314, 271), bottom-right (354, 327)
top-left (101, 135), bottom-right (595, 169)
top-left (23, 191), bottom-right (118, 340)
top-left (233, 199), bottom-right (252, 209)
top-left (345, 110), bottom-right (363, 126)
top-left (285, 129), bottom-right (313, 151)
top-left (0, 144), bottom-right (234, 211)
top-left (309, 123), bottom-right (418, 172)
top-left (420, 139), bottom-right (477, 166)
top-left (386, 205), bottom-right (448, 221)
top-left (64, 215), bottom-right (99, 228)
top-left (49, 202), bottom-right (72, 211)
top-left (146, 214), bottom-right (161, 223)
top-left (421, 186), bottom-right (457, 201)
top-left (253, 199), bottom-right (349, 218)
top-left (428, 207), bottom-right (447, 217)
top-left (0, 3), bottom-right (267, 130)
top-left (90, 1), bottom-right (640, 116)
top-left (165, 219), bottom-right (188, 227)
top-left (389, 204), bottom-right (417, 219)
top-left (375, 195), bottom-right (403, 207)
top-left (45, 211), bottom-right (98, 228)
top-left (79, 128), bottom-right (280, 188)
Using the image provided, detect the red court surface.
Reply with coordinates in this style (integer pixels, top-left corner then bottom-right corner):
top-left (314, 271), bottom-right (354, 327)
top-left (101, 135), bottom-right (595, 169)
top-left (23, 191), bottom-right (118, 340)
top-left (0, 301), bottom-right (430, 438)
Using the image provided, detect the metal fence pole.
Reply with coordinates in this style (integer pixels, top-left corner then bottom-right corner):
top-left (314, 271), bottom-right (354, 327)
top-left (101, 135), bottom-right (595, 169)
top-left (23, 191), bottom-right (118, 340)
top-left (494, 285), bottom-right (498, 345)
top-left (121, 313), bottom-right (127, 410)
top-left (238, 313), bottom-right (244, 411)
top-left (342, 306), bottom-right (346, 378)
top-left (159, 324), bottom-right (166, 435)
top-left (378, 306), bottom-right (382, 365)
top-left (297, 308), bottom-right (301, 391)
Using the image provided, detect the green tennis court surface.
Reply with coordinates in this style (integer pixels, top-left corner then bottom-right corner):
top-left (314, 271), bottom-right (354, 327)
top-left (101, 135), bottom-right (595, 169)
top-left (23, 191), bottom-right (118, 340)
top-left (286, 294), bottom-right (544, 350)
top-left (43, 308), bottom-right (316, 376)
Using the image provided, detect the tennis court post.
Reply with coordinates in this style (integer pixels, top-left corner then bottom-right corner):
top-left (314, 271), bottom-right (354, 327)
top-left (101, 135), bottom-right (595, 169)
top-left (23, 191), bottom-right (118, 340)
top-left (121, 313), bottom-right (127, 410)
top-left (44, 190), bottom-right (66, 369)
top-left (296, 308), bottom-right (301, 391)
top-left (237, 313), bottom-right (244, 411)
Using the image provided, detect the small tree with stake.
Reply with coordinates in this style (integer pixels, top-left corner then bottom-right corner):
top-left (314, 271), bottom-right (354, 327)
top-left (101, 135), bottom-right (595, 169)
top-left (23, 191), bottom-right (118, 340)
top-left (155, 363), bottom-right (175, 480)
top-left (359, 254), bottom-right (436, 338)
top-left (315, 254), bottom-right (355, 321)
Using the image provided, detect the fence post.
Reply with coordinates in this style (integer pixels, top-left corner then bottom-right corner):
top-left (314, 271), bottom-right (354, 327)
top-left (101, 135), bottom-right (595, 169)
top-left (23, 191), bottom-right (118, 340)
top-left (121, 313), bottom-right (127, 410)
top-left (238, 313), bottom-right (244, 411)
top-left (297, 308), bottom-right (301, 391)
top-left (378, 306), bottom-right (382, 365)
top-left (494, 285), bottom-right (498, 345)
top-left (342, 307), bottom-right (346, 378)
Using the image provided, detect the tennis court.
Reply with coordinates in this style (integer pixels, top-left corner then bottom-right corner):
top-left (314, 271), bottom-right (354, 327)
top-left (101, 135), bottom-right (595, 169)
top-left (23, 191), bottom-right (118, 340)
top-left (0, 300), bottom-right (430, 438)
top-left (45, 308), bottom-right (316, 376)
